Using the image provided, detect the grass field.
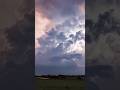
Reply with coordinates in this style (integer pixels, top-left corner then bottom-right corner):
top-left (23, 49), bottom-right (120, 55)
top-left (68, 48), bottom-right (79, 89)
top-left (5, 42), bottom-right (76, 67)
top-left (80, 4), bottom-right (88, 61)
top-left (36, 77), bottom-right (85, 90)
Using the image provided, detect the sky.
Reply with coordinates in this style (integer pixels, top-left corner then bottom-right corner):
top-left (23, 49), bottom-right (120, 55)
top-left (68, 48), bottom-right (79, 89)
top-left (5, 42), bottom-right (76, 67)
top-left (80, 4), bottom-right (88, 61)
top-left (86, 0), bottom-right (120, 21)
top-left (35, 0), bottom-right (85, 75)
top-left (0, 0), bottom-right (34, 30)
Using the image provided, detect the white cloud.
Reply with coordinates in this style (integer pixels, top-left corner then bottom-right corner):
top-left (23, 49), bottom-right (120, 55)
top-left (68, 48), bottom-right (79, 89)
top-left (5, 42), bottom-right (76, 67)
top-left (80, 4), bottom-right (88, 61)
top-left (35, 15), bottom-right (85, 75)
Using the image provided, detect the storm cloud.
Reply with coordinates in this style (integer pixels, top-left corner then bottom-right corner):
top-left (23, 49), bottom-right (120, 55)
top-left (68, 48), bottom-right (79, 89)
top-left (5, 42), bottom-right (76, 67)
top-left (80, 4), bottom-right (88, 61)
top-left (35, 0), bottom-right (85, 75)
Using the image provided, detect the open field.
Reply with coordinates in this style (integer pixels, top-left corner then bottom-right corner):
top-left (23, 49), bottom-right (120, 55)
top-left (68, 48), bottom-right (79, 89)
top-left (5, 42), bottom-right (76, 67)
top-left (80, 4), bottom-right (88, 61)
top-left (36, 77), bottom-right (85, 90)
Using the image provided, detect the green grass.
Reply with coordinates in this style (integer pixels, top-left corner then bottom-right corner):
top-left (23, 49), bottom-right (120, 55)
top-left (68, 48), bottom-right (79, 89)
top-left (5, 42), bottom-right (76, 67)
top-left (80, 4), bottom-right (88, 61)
top-left (36, 77), bottom-right (85, 90)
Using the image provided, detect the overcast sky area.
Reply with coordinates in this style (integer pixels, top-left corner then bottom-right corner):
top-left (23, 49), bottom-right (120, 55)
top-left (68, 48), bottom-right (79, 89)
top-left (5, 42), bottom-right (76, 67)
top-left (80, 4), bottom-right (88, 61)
top-left (35, 0), bottom-right (85, 75)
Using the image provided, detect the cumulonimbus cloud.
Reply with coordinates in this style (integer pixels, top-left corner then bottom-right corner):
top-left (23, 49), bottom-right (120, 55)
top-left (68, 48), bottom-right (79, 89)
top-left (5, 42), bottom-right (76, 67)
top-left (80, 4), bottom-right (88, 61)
top-left (35, 0), bottom-right (85, 75)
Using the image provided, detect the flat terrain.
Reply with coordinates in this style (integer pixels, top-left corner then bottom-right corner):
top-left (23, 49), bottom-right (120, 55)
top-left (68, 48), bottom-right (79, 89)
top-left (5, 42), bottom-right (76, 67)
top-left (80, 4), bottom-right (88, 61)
top-left (36, 77), bottom-right (85, 90)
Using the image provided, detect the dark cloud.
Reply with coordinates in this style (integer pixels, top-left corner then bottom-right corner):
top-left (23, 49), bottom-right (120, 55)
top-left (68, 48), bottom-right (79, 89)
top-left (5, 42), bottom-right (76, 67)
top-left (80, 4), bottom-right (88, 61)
top-left (0, 10), bottom-right (34, 89)
top-left (86, 0), bottom-right (120, 21)
top-left (0, 0), bottom-right (33, 29)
